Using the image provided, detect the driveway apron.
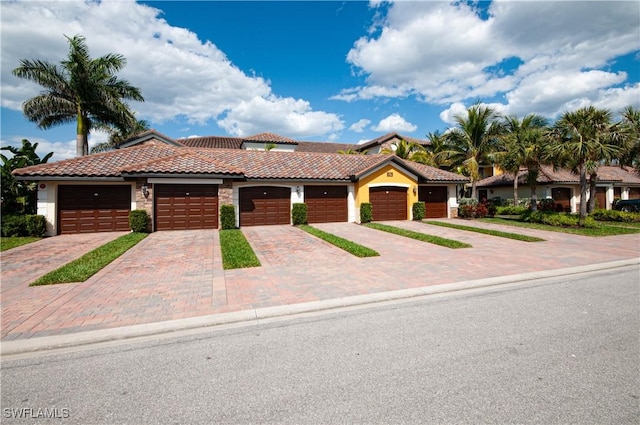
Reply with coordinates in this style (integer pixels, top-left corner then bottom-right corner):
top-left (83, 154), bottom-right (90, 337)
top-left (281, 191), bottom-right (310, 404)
top-left (1, 221), bottom-right (639, 341)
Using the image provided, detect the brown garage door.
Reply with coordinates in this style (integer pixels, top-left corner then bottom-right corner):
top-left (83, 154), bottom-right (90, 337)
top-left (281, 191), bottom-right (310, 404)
top-left (629, 188), bottom-right (640, 199)
top-left (240, 186), bottom-right (291, 226)
top-left (419, 186), bottom-right (448, 218)
top-left (370, 186), bottom-right (407, 221)
top-left (58, 185), bottom-right (131, 234)
top-left (155, 184), bottom-right (218, 231)
top-left (305, 186), bottom-right (348, 223)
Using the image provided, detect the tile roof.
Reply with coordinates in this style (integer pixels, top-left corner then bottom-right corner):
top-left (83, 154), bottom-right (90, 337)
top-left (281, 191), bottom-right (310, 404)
top-left (295, 141), bottom-right (356, 153)
top-left (120, 151), bottom-right (244, 176)
top-left (244, 132), bottom-right (298, 144)
top-left (177, 136), bottom-right (243, 149)
top-left (12, 144), bottom-right (182, 178)
top-left (477, 165), bottom-right (640, 187)
top-left (13, 144), bottom-right (470, 184)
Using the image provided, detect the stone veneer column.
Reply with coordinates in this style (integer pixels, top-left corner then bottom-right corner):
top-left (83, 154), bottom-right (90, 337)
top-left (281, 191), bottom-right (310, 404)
top-left (135, 179), bottom-right (154, 231)
top-left (218, 180), bottom-right (234, 228)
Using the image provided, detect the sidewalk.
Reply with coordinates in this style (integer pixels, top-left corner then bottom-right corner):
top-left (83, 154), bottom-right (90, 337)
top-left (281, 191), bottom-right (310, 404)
top-left (1, 221), bottom-right (639, 352)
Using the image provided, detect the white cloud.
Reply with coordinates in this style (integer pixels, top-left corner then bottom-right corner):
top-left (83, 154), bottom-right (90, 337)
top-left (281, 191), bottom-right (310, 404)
top-left (1, 0), bottom-right (342, 139)
top-left (217, 95), bottom-right (344, 137)
top-left (371, 113), bottom-right (416, 132)
top-left (341, 0), bottom-right (640, 118)
top-left (349, 119), bottom-right (371, 133)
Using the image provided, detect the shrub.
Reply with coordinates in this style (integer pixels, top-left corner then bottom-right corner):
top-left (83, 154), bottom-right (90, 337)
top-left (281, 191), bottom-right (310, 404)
top-left (591, 209), bottom-right (640, 223)
top-left (1, 214), bottom-right (46, 237)
top-left (360, 203), bottom-right (372, 223)
top-left (458, 204), bottom-right (475, 218)
top-left (220, 204), bottom-right (236, 229)
top-left (475, 202), bottom-right (489, 218)
top-left (25, 214), bottom-right (46, 237)
top-left (458, 198), bottom-right (478, 207)
top-left (1, 215), bottom-right (26, 237)
top-left (292, 203), bottom-right (307, 225)
top-left (520, 210), bottom-right (599, 228)
top-left (412, 201), bottom-right (425, 221)
top-left (496, 205), bottom-right (528, 215)
top-left (129, 209), bottom-right (149, 233)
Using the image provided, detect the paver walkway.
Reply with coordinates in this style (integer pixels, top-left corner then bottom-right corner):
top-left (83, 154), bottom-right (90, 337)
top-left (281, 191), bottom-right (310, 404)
top-left (1, 221), bottom-right (638, 341)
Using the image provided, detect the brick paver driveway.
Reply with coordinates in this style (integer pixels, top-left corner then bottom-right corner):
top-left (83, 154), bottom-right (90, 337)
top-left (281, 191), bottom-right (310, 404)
top-left (1, 222), bottom-right (638, 341)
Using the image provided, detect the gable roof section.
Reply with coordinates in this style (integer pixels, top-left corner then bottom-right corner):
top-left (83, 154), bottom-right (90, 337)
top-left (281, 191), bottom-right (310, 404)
top-left (356, 132), bottom-right (430, 151)
top-left (119, 129), bottom-right (182, 148)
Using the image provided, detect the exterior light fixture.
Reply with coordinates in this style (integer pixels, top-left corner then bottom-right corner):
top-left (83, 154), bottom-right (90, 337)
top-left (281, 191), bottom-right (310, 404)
top-left (142, 185), bottom-right (149, 198)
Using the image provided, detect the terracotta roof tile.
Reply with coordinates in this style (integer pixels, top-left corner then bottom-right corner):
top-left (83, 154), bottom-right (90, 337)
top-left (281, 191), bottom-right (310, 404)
top-left (397, 159), bottom-right (469, 182)
top-left (177, 136), bottom-right (243, 149)
top-left (477, 165), bottom-right (640, 187)
top-left (12, 144), bottom-right (181, 178)
top-left (120, 151), bottom-right (243, 176)
top-left (244, 132), bottom-right (298, 144)
top-left (295, 141), bottom-right (356, 153)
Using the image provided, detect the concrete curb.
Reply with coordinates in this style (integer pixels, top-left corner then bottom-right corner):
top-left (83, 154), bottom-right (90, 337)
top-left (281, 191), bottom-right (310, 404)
top-left (2, 258), bottom-right (638, 357)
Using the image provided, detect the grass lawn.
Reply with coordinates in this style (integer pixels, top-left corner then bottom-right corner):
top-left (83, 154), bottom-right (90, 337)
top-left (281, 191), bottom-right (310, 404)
top-left (219, 229), bottom-right (261, 270)
top-left (31, 232), bottom-right (148, 286)
top-left (298, 225), bottom-right (379, 257)
top-left (1, 236), bottom-right (42, 252)
top-left (480, 217), bottom-right (640, 236)
top-left (423, 220), bottom-right (545, 242)
top-left (364, 223), bottom-right (471, 248)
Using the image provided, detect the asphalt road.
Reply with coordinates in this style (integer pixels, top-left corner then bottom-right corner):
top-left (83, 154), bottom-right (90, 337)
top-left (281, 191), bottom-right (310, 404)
top-left (1, 266), bottom-right (638, 425)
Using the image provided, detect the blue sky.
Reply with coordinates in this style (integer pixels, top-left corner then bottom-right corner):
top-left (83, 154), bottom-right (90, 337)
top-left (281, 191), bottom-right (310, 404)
top-left (1, 0), bottom-right (639, 161)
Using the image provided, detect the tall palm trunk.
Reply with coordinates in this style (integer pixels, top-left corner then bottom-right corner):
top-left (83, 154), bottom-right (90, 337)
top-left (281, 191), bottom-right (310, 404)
top-left (578, 163), bottom-right (588, 225)
top-left (588, 172), bottom-right (598, 212)
top-left (513, 172), bottom-right (519, 207)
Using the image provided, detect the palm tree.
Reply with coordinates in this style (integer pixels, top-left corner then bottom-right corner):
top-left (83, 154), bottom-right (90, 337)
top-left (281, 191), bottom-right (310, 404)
top-left (12, 34), bottom-right (144, 157)
top-left (91, 118), bottom-right (150, 154)
top-left (444, 103), bottom-right (502, 198)
top-left (495, 114), bottom-right (549, 210)
top-left (618, 105), bottom-right (640, 173)
top-left (382, 139), bottom-right (433, 165)
top-left (425, 131), bottom-right (452, 168)
top-left (550, 106), bottom-right (621, 223)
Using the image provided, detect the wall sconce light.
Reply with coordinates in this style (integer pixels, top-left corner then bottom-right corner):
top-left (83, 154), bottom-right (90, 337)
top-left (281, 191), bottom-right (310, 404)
top-left (296, 186), bottom-right (301, 195)
top-left (412, 185), bottom-right (417, 195)
top-left (141, 185), bottom-right (149, 198)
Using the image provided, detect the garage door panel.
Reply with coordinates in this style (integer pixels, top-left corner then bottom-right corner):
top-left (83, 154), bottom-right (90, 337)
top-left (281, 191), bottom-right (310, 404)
top-left (154, 184), bottom-right (218, 231)
top-left (419, 186), bottom-right (448, 219)
top-left (240, 187), bottom-right (290, 226)
top-left (58, 185), bottom-right (131, 234)
top-left (305, 186), bottom-right (348, 223)
top-left (370, 187), bottom-right (407, 221)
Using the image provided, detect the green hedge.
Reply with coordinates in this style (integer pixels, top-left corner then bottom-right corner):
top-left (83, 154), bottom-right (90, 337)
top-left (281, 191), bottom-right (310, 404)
top-left (220, 204), bottom-right (236, 229)
top-left (412, 201), bottom-right (425, 221)
top-left (521, 210), bottom-right (598, 228)
top-left (496, 205), bottom-right (528, 215)
top-left (360, 203), bottom-right (372, 223)
top-left (129, 209), bottom-right (150, 233)
top-left (1, 214), bottom-right (47, 237)
top-left (591, 209), bottom-right (640, 223)
top-left (292, 203), bottom-right (307, 225)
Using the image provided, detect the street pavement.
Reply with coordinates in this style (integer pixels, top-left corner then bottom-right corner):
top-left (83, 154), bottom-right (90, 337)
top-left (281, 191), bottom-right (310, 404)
top-left (1, 220), bottom-right (638, 350)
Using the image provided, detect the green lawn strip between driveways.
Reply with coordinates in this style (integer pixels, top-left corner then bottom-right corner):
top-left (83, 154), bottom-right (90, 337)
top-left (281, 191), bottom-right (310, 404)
top-left (298, 225), bottom-right (380, 258)
top-left (364, 223), bottom-right (471, 249)
top-left (30, 232), bottom-right (148, 286)
top-left (1, 237), bottom-right (42, 252)
top-left (480, 217), bottom-right (640, 236)
top-left (219, 229), bottom-right (261, 270)
top-left (423, 220), bottom-right (546, 242)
